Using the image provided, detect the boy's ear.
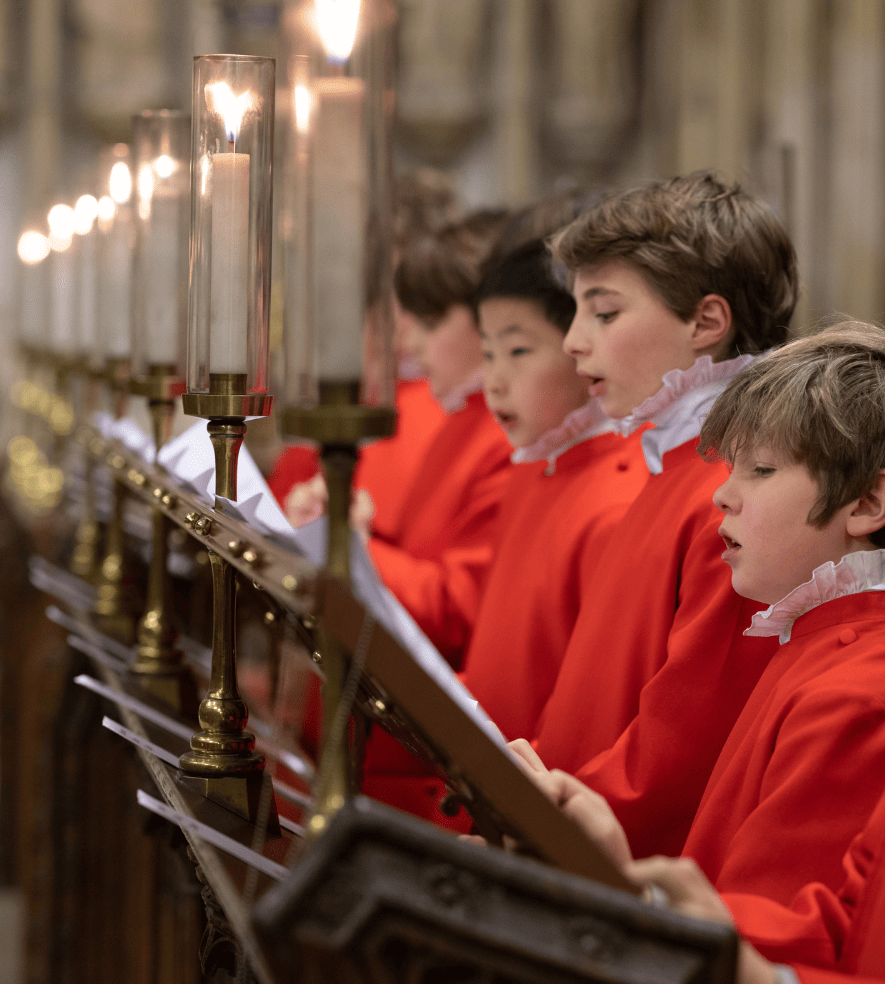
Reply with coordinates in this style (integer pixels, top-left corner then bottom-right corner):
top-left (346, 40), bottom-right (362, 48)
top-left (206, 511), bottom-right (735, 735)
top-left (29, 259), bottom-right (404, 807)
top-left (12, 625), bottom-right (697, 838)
top-left (690, 294), bottom-right (733, 356)
top-left (847, 470), bottom-right (885, 539)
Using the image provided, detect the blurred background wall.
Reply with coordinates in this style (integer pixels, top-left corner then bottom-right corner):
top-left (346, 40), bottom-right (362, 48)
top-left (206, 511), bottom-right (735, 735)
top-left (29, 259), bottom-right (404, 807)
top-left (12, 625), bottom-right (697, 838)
top-left (4, 0), bottom-right (884, 395)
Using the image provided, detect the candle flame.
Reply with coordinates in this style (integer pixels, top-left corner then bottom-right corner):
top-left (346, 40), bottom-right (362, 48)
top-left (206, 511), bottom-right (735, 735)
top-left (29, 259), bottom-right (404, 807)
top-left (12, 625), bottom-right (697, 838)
top-left (74, 195), bottom-right (98, 235)
top-left (97, 195), bottom-right (116, 232)
top-left (316, 0), bottom-right (362, 62)
top-left (17, 230), bottom-right (50, 265)
top-left (154, 154), bottom-right (176, 179)
top-left (48, 203), bottom-right (76, 241)
top-left (49, 232), bottom-right (73, 253)
top-left (109, 161), bottom-right (132, 203)
top-left (294, 83), bottom-right (313, 134)
top-left (205, 81), bottom-right (255, 143)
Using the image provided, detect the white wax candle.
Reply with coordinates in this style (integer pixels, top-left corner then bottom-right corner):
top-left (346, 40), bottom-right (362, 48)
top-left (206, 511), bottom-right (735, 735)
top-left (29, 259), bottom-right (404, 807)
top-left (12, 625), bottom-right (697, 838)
top-left (210, 152), bottom-right (249, 374)
top-left (102, 207), bottom-right (133, 358)
top-left (312, 76), bottom-right (366, 381)
top-left (145, 194), bottom-right (182, 364)
top-left (77, 231), bottom-right (97, 354)
top-left (51, 244), bottom-right (78, 353)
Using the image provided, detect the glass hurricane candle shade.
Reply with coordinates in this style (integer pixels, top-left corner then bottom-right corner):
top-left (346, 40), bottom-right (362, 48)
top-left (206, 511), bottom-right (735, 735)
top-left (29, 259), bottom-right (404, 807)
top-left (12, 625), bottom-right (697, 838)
top-left (132, 110), bottom-right (191, 377)
top-left (279, 0), bottom-right (397, 408)
top-left (96, 143), bottom-right (135, 364)
top-left (187, 55), bottom-right (275, 396)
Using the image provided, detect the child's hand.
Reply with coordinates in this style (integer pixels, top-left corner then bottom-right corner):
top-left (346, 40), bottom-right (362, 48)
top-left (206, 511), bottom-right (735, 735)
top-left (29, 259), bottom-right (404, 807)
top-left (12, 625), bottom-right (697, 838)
top-left (507, 739), bottom-right (633, 869)
top-left (350, 488), bottom-right (375, 543)
top-left (625, 856), bottom-right (777, 984)
top-left (284, 473), bottom-right (328, 528)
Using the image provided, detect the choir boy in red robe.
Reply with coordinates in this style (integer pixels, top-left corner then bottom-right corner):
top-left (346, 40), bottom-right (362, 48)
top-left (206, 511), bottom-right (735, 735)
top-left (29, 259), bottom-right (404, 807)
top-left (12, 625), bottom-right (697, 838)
top-left (525, 173), bottom-right (800, 859)
top-left (362, 237), bottom-right (646, 825)
top-left (362, 210), bottom-right (514, 664)
top-left (508, 323), bottom-right (885, 982)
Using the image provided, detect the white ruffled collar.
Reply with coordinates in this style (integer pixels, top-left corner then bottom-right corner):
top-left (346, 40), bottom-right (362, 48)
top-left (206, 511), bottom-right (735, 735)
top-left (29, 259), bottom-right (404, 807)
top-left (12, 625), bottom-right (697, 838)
top-left (438, 369), bottom-right (485, 415)
top-left (616, 353), bottom-right (756, 474)
top-left (745, 550), bottom-right (885, 644)
top-left (511, 400), bottom-right (617, 472)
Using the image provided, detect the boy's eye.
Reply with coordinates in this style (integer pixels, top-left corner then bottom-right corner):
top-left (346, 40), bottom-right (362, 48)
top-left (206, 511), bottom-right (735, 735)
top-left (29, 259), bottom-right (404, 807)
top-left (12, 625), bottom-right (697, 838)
top-left (510, 346), bottom-right (531, 357)
top-left (481, 350), bottom-right (493, 361)
top-left (753, 465), bottom-right (776, 477)
top-left (596, 310), bottom-right (618, 323)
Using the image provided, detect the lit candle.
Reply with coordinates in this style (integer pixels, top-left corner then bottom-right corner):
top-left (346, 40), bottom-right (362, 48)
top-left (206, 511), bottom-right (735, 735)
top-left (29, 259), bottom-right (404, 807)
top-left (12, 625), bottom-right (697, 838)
top-left (206, 81), bottom-right (253, 375)
top-left (138, 156), bottom-right (185, 365)
top-left (100, 159), bottom-right (134, 359)
top-left (312, 75), bottom-right (366, 381)
top-left (74, 194), bottom-right (98, 355)
top-left (17, 231), bottom-right (50, 346)
top-left (48, 204), bottom-right (78, 353)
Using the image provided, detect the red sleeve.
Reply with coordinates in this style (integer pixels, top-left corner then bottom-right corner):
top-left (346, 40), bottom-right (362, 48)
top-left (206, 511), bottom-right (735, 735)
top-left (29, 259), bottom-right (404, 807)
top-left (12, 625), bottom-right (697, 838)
top-left (267, 445), bottom-right (320, 506)
top-left (711, 689), bottom-right (885, 902)
top-left (573, 521), bottom-right (775, 858)
top-left (368, 461), bottom-right (509, 664)
top-left (794, 970), bottom-right (884, 984)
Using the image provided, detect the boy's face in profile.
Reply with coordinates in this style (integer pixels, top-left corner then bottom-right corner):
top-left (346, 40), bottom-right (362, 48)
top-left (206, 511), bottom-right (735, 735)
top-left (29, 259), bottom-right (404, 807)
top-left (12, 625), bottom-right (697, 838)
top-left (401, 303), bottom-right (483, 402)
top-left (480, 297), bottom-right (589, 449)
top-left (564, 260), bottom-right (700, 419)
top-left (714, 445), bottom-right (868, 605)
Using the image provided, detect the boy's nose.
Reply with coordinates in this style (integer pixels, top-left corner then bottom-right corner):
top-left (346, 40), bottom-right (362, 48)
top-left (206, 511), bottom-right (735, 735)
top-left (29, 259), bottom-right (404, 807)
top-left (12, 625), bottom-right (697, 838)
top-left (563, 316), bottom-right (589, 359)
top-left (712, 473), bottom-right (736, 513)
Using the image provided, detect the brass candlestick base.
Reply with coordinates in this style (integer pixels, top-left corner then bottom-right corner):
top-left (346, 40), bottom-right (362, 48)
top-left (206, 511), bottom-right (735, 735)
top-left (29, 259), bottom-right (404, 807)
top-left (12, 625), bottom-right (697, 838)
top-left (93, 474), bottom-right (138, 643)
top-left (280, 383), bottom-right (397, 833)
top-left (179, 548), bottom-right (277, 828)
top-left (129, 378), bottom-right (198, 715)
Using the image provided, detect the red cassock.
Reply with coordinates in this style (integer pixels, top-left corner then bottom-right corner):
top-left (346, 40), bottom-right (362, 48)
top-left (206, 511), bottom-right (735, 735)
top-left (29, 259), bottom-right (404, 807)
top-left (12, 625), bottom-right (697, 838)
top-left (683, 592), bottom-right (885, 909)
top-left (532, 438), bottom-right (776, 858)
top-left (367, 389), bottom-right (512, 664)
top-left (362, 428), bottom-right (647, 828)
top-left (266, 377), bottom-right (444, 537)
top-left (719, 782), bottom-right (885, 979)
top-left (461, 430), bottom-right (647, 742)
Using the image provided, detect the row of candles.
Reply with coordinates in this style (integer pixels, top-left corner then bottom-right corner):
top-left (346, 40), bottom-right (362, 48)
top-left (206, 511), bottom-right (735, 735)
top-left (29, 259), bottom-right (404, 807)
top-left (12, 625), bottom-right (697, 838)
top-left (15, 0), bottom-right (396, 409)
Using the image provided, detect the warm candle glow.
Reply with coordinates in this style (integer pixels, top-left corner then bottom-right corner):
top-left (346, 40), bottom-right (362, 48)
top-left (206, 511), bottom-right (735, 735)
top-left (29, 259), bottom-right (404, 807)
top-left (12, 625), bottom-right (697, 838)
top-left (109, 161), bottom-right (132, 203)
top-left (74, 195), bottom-right (98, 235)
top-left (315, 0), bottom-right (361, 62)
top-left (155, 154), bottom-right (175, 179)
top-left (137, 165), bottom-right (154, 221)
top-left (18, 230), bottom-right (50, 265)
top-left (205, 81), bottom-right (255, 142)
top-left (48, 204), bottom-right (76, 240)
top-left (97, 195), bottom-right (116, 232)
top-left (294, 83), bottom-right (313, 134)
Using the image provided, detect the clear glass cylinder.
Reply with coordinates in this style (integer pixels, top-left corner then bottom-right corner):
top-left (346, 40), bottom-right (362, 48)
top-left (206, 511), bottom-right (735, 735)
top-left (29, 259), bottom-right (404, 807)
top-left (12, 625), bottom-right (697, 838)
top-left (73, 195), bottom-right (99, 361)
top-left (132, 110), bottom-right (191, 377)
top-left (187, 54), bottom-right (275, 395)
top-left (96, 144), bottom-right (135, 362)
top-left (17, 230), bottom-right (50, 350)
top-left (279, 0), bottom-right (396, 407)
top-left (44, 202), bottom-right (78, 356)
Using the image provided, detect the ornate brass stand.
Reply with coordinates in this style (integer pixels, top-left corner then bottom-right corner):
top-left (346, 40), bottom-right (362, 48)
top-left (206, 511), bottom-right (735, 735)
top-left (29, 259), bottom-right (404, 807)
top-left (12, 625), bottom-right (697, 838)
top-left (178, 374), bottom-right (278, 826)
top-left (128, 365), bottom-right (198, 715)
top-left (280, 381), bottom-right (396, 835)
top-left (93, 357), bottom-right (140, 643)
top-left (70, 368), bottom-right (104, 581)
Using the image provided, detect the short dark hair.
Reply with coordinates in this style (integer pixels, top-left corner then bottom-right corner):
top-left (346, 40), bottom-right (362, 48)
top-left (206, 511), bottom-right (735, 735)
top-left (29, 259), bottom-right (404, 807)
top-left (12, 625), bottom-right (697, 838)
top-left (394, 209), bottom-right (509, 322)
top-left (476, 238), bottom-right (576, 333)
top-left (699, 321), bottom-right (885, 546)
top-left (550, 171), bottom-right (799, 357)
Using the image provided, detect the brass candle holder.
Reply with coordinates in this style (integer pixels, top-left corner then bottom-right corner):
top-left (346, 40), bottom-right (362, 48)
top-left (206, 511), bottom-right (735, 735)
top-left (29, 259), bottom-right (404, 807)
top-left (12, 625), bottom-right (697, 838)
top-left (70, 365), bottom-right (104, 581)
top-left (280, 381), bottom-right (396, 834)
top-left (128, 364), bottom-right (198, 715)
top-left (93, 356), bottom-right (140, 642)
top-left (178, 374), bottom-right (277, 825)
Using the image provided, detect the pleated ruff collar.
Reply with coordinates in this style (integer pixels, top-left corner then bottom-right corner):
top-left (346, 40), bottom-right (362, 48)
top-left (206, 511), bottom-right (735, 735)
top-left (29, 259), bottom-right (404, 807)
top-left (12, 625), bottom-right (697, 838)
top-left (616, 354), bottom-right (757, 474)
top-left (745, 550), bottom-right (885, 644)
top-left (511, 400), bottom-right (616, 472)
top-left (438, 369), bottom-right (485, 415)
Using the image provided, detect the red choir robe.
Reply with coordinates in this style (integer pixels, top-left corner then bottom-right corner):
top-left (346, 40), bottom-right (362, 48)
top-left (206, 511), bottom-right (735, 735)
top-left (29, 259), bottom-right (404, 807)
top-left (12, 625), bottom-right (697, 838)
top-left (682, 564), bottom-right (885, 910)
top-left (266, 377), bottom-right (444, 538)
top-left (362, 406), bottom-right (646, 828)
top-left (367, 387), bottom-right (512, 663)
top-left (532, 356), bottom-right (776, 859)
